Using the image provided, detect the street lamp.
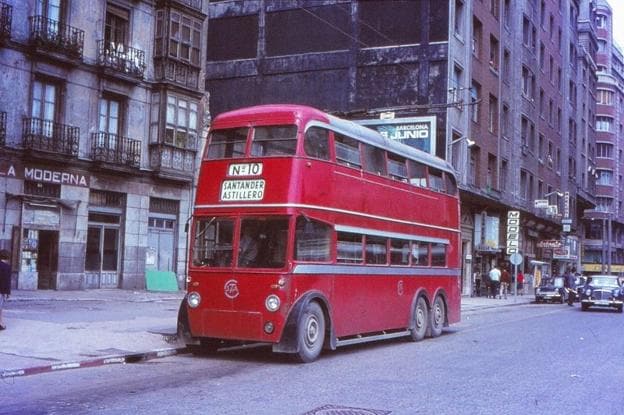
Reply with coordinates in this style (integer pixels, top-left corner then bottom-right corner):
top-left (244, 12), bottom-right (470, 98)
top-left (447, 136), bottom-right (475, 182)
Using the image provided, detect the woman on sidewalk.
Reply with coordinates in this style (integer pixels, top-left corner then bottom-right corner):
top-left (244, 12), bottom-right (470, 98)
top-left (0, 249), bottom-right (11, 330)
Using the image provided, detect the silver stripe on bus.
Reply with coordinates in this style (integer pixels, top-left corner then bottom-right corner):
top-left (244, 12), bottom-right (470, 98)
top-left (292, 264), bottom-right (459, 277)
top-left (193, 203), bottom-right (461, 234)
top-left (334, 224), bottom-right (450, 245)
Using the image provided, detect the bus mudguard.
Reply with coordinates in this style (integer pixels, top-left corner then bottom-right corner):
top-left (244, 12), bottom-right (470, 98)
top-left (272, 291), bottom-right (336, 354)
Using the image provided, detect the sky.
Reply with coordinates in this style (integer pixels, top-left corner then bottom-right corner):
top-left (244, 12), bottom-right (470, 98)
top-left (609, 0), bottom-right (624, 48)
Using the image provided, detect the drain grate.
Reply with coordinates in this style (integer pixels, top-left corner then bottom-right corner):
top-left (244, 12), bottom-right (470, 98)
top-left (301, 404), bottom-right (391, 415)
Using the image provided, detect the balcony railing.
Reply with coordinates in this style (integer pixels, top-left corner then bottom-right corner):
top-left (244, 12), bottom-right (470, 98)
top-left (22, 117), bottom-right (79, 156)
top-left (1, 2), bottom-right (12, 43)
top-left (28, 15), bottom-right (84, 60)
top-left (97, 40), bottom-right (146, 79)
top-left (154, 57), bottom-right (200, 89)
top-left (157, 0), bottom-right (203, 12)
top-left (91, 132), bottom-right (141, 168)
top-left (150, 143), bottom-right (196, 179)
top-left (0, 111), bottom-right (6, 146)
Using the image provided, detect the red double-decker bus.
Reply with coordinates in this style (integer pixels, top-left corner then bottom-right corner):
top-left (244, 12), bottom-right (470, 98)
top-left (179, 104), bottom-right (461, 362)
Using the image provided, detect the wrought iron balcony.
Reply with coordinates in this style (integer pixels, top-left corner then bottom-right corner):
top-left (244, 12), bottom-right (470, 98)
top-left (0, 111), bottom-right (6, 146)
top-left (149, 143), bottom-right (196, 181)
top-left (22, 117), bottom-right (79, 156)
top-left (91, 132), bottom-right (141, 168)
top-left (97, 40), bottom-right (146, 79)
top-left (28, 15), bottom-right (84, 60)
top-left (1, 2), bottom-right (11, 43)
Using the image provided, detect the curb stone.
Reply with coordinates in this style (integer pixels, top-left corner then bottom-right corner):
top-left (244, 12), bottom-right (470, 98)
top-left (1, 347), bottom-right (188, 379)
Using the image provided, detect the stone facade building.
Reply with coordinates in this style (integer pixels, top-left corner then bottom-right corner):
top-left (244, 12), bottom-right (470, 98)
top-left (0, 0), bottom-right (208, 290)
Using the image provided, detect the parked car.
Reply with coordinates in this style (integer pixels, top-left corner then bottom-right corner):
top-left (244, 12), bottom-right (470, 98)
top-left (579, 275), bottom-right (624, 313)
top-left (535, 276), bottom-right (567, 304)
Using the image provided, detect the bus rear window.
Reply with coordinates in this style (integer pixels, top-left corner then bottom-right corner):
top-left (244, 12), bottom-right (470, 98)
top-left (207, 128), bottom-right (248, 159)
top-left (251, 125), bottom-right (298, 157)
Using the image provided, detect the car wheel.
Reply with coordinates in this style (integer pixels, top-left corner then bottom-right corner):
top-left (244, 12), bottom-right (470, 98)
top-left (294, 301), bottom-right (325, 363)
top-left (409, 296), bottom-right (428, 342)
top-left (618, 305), bottom-right (623, 314)
top-left (428, 296), bottom-right (445, 338)
top-left (581, 303), bottom-right (589, 311)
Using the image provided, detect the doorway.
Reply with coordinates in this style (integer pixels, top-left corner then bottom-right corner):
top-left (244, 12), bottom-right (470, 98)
top-left (37, 230), bottom-right (59, 289)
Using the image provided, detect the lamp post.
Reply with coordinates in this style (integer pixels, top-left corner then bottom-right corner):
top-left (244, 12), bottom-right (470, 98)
top-left (447, 136), bottom-right (475, 183)
top-left (601, 211), bottom-right (612, 274)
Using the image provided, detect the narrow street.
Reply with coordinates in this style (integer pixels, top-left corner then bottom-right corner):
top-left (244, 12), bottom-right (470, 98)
top-left (2, 303), bottom-right (622, 415)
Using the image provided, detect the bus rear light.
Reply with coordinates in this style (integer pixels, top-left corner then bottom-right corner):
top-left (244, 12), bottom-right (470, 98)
top-left (265, 294), bottom-right (281, 312)
top-left (187, 292), bottom-right (201, 308)
top-left (264, 321), bottom-right (275, 334)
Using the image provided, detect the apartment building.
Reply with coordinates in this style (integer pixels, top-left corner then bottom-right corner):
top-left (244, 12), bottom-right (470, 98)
top-left (583, 0), bottom-right (624, 274)
top-left (202, 0), bottom-right (599, 294)
top-left (0, 0), bottom-right (207, 290)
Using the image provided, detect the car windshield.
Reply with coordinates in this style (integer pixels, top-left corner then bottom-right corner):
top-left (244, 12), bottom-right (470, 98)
top-left (589, 277), bottom-right (620, 287)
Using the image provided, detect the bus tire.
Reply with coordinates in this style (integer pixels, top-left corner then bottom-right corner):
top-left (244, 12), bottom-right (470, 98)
top-left (294, 301), bottom-right (325, 363)
top-left (428, 295), bottom-right (445, 338)
top-left (409, 296), bottom-right (428, 342)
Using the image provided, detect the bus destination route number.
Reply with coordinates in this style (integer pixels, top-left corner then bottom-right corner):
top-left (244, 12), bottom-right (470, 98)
top-left (228, 162), bottom-right (263, 177)
top-left (220, 179), bottom-right (265, 201)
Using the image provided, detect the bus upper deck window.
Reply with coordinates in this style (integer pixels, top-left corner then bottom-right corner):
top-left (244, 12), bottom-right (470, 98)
top-left (251, 125), bottom-right (297, 157)
top-left (335, 133), bottom-right (361, 169)
top-left (429, 168), bottom-right (445, 192)
top-left (207, 128), bottom-right (248, 159)
top-left (387, 153), bottom-right (408, 181)
top-left (407, 160), bottom-right (427, 187)
top-left (304, 127), bottom-right (330, 160)
top-left (362, 144), bottom-right (387, 176)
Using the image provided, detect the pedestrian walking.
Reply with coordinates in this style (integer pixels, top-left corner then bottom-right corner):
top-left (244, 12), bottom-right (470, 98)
top-left (0, 249), bottom-right (11, 330)
top-left (517, 271), bottom-right (525, 295)
top-left (488, 265), bottom-right (501, 299)
top-left (500, 267), bottom-right (511, 299)
top-left (564, 268), bottom-right (576, 306)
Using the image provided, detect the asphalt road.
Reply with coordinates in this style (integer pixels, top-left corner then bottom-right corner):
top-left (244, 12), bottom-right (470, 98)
top-left (2, 303), bottom-right (623, 415)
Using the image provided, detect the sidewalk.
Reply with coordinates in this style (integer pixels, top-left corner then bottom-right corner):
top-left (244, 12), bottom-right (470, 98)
top-left (0, 289), bottom-right (533, 378)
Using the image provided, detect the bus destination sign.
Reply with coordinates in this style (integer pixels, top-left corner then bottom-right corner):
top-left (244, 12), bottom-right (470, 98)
top-left (220, 179), bottom-right (265, 201)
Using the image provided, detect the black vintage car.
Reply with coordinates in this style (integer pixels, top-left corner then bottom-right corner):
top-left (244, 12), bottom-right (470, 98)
top-left (579, 275), bottom-right (624, 313)
top-left (534, 276), bottom-right (568, 304)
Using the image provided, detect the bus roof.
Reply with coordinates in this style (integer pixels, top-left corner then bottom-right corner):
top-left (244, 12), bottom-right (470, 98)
top-left (211, 104), bottom-right (456, 177)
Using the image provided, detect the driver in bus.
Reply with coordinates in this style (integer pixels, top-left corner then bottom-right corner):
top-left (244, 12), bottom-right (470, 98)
top-left (239, 227), bottom-right (259, 267)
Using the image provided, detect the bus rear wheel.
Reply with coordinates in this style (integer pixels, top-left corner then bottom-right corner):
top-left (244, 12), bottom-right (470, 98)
top-left (294, 302), bottom-right (325, 363)
top-left (409, 296), bottom-right (428, 342)
top-left (428, 296), bottom-right (445, 338)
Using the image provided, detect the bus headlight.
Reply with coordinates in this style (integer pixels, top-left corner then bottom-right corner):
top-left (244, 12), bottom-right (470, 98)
top-left (187, 292), bottom-right (201, 308)
top-left (265, 294), bottom-right (281, 312)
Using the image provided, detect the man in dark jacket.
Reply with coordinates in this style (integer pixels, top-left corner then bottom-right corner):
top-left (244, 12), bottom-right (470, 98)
top-left (0, 249), bottom-right (11, 330)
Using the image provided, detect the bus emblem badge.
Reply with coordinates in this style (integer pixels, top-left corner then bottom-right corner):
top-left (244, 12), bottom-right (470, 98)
top-left (224, 279), bottom-right (240, 299)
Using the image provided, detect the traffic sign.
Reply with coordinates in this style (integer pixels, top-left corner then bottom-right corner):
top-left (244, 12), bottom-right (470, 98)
top-left (509, 252), bottom-right (523, 265)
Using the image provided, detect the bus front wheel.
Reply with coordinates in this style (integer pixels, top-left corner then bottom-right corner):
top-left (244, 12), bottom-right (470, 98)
top-left (428, 296), bottom-right (446, 338)
top-left (294, 301), bottom-right (325, 363)
top-left (410, 296), bottom-right (428, 342)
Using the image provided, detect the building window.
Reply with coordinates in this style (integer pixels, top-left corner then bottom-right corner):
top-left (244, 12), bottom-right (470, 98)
top-left (207, 15), bottom-right (258, 61)
top-left (105, 3), bottom-right (129, 46)
top-left (597, 143), bottom-right (614, 158)
top-left (488, 94), bottom-right (498, 134)
top-left (99, 96), bottom-right (122, 135)
top-left (31, 79), bottom-right (59, 122)
top-left (489, 35), bottom-right (499, 71)
top-left (520, 170), bottom-right (528, 200)
top-left (596, 14), bottom-right (606, 29)
top-left (596, 116), bottom-right (613, 132)
top-left (166, 95), bottom-right (198, 149)
top-left (501, 104), bottom-right (510, 137)
top-left (454, 0), bottom-right (464, 37)
top-left (36, 0), bottom-right (62, 21)
top-left (597, 89), bottom-right (614, 105)
top-left (472, 17), bottom-right (482, 57)
top-left (502, 49), bottom-right (510, 83)
top-left (168, 12), bottom-right (202, 66)
top-left (471, 81), bottom-right (480, 123)
top-left (24, 181), bottom-right (61, 198)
